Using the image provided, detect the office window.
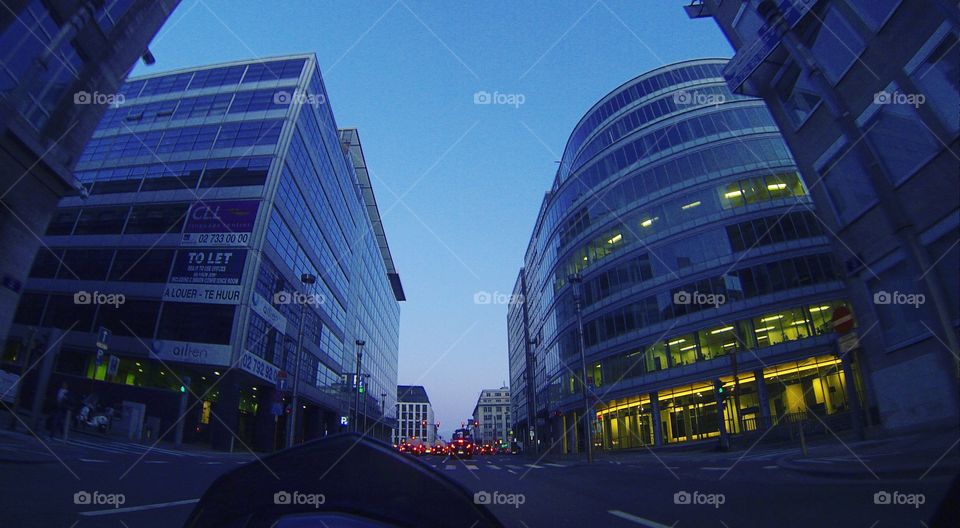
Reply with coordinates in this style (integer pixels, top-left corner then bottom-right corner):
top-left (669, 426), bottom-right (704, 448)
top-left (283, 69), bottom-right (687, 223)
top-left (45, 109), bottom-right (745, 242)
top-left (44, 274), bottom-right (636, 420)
top-left (74, 207), bottom-right (128, 235)
top-left (806, 6), bottom-right (864, 83)
top-left (125, 204), bottom-right (188, 234)
top-left (848, 0), bottom-right (900, 31)
top-left (29, 248), bottom-right (62, 278)
top-left (774, 63), bottom-right (821, 128)
top-left (46, 209), bottom-right (80, 235)
top-left (110, 249), bottom-right (175, 282)
top-left (908, 30), bottom-right (960, 136)
top-left (863, 90), bottom-right (940, 185)
top-left (867, 259), bottom-right (929, 347)
top-left (820, 147), bottom-right (878, 225)
top-left (96, 299), bottom-right (161, 338)
top-left (58, 249), bottom-right (114, 281)
top-left (157, 303), bottom-right (236, 344)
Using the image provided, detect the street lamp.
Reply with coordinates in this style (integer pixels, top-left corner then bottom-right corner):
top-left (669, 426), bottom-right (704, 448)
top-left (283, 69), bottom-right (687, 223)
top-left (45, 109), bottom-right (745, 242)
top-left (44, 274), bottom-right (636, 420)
top-left (353, 339), bottom-right (365, 433)
top-left (362, 373), bottom-right (371, 433)
top-left (286, 273), bottom-right (315, 448)
top-left (380, 391), bottom-right (387, 442)
top-left (568, 273), bottom-right (593, 464)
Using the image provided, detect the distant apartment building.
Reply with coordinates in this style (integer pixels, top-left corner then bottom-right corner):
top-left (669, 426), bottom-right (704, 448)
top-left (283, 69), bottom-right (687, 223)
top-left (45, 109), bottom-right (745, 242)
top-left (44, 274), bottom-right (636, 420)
top-left (395, 385), bottom-right (435, 445)
top-left (3, 55), bottom-right (404, 451)
top-left (473, 387), bottom-right (511, 444)
top-left (685, 0), bottom-right (959, 432)
top-left (0, 0), bottom-right (180, 346)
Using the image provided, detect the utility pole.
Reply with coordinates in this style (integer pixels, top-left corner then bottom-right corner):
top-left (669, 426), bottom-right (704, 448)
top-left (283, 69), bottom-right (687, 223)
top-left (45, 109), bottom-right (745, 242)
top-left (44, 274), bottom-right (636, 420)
top-left (568, 273), bottom-right (593, 464)
top-left (286, 273), bottom-right (315, 448)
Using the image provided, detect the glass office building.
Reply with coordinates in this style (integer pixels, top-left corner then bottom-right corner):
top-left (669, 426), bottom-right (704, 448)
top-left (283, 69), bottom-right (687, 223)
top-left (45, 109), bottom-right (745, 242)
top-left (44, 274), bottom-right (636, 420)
top-left (685, 0), bottom-right (959, 432)
top-left (3, 55), bottom-right (403, 450)
top-left (508, 59), bottom-right (862, 453)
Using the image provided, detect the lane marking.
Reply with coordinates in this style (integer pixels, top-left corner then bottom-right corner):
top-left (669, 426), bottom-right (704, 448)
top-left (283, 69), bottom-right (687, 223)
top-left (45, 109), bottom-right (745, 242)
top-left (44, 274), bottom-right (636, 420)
top-left (445, 465), bottom-right (456, 471)
top-left (524, 464), bottom-right (543, 469)
top-left (466, 465), bottom-right (479, 470)
top-left (699, 467), bottom-right (732, 471)
top-left (144, 460), bottom-right (167, 464)
top-left (608, 510), bottom-right (674, 528)
top-left (544, 463), bottom-right (565, 468)
top-left (204, 461), bottom-right (221, 465)
top-left (507, 469), bottom-right (517, 474)
top-left (79, 458), bottom-right (107, 463)
top-left (488, 464), bottom-right (501, 470)
top-left (763, 465), bottom-right (779, 469)
top-left (78, 498), bottom-right (200, 516)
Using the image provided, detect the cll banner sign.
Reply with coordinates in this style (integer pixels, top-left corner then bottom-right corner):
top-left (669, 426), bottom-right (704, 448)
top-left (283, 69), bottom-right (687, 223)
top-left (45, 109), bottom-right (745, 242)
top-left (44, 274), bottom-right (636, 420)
top-left (163, 249), bottom-right (247, 304)
top-left (180, 199), bottom-right (260, 247)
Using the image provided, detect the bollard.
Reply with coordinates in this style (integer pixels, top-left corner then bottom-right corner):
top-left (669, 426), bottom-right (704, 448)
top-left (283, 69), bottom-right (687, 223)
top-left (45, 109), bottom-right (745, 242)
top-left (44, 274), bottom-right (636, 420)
top-left (62, 410), bottom-right (71, 440)
top-left (798, 420), bottom-right (807, 457)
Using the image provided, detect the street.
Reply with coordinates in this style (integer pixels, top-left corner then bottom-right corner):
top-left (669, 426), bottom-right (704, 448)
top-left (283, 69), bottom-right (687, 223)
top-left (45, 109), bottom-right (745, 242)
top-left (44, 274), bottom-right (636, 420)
top-left (2, 429), bottom-right (955, 527)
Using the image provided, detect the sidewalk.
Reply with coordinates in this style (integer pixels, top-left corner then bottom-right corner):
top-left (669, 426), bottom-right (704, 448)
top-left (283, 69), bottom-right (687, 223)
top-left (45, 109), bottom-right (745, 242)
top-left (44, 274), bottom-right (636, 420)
top-left (775, 428), bottom-right (960, 479)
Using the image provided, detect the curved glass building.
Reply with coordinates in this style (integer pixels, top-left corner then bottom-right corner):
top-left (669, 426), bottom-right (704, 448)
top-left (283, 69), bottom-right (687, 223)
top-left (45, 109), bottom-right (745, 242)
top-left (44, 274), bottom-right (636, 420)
top-left (508, 59), bottom-right (862, 453)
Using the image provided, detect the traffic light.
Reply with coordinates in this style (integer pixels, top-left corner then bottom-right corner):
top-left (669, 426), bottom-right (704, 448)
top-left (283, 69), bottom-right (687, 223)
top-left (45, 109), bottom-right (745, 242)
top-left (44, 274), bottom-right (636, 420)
top-left (180, 376), bottom-right (191, 394)
top-left (421, 419), bottom-right (427, 427)
top-left (714, 379), bottom-right (727, 399)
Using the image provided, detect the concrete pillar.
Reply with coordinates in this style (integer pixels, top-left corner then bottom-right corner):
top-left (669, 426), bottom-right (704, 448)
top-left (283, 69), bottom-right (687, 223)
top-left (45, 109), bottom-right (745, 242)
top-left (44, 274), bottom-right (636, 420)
top-left (210, 371), bottom-right (241, 451)
top-left (754, 368), bottom-right (771, 429)
top-left (841, 351), bottom-right (865, 440)
top-left (650, 391), bottom-right (663, 447)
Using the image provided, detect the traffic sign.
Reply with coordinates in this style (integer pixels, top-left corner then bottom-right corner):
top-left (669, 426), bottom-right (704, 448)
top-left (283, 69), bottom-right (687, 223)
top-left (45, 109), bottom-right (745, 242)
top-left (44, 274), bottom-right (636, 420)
top-left (831, 306), bottom-right (855, 335)
top-left (276, 370), bottom-right (289, 392)
top-left (96, 326), bottom-right (111, 350)
top-left (95, 349), bottom-right (104, 366)
top-left (106, 355), bottom-right (119, 376)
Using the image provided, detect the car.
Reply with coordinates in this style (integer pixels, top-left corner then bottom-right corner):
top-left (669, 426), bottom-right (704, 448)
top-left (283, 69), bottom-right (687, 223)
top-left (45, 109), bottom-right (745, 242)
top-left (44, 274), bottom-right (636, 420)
top-left (450, 437), bottom-right (474, 458)
top-left (410, 443), bottom-right (426, 456)
top-left (433, 443), bottom-right (447, 456)
top-left (479, 444), bottom-right (494, 455)
top-left (497, 446), bottom-right (511, 455)
top-left (396, 442), bottom-right (411, 455)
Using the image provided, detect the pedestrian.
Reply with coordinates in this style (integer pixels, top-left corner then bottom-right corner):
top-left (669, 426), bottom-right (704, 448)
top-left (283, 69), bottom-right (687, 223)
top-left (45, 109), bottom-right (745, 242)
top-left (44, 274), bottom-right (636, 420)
top-left (49, 382), bottom-right (69, 439)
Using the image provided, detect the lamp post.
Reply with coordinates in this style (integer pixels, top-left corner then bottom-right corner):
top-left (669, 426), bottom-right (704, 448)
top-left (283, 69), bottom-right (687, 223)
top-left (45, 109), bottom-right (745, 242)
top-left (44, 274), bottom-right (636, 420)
top-left (286, 273), bottom-right (315, 449)
top-left (568, 273), bottom-right (593, 464)
top-left (380, 391), bottom-right (387, 442)
top-left (353, 339), bottom-right (365, 433)
top-left (362, 373), bottom-right (371, 433)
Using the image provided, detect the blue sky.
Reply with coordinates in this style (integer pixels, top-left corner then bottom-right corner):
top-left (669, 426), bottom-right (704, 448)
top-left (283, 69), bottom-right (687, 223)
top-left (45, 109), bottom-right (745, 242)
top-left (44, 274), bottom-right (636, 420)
top-left (133, 0), bottom-right (734, 439)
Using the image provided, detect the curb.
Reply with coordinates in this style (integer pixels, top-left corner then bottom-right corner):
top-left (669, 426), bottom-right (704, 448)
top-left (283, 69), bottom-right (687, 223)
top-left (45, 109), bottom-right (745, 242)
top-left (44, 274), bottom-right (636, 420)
top-left (776, 455), bottom-right (960, 479)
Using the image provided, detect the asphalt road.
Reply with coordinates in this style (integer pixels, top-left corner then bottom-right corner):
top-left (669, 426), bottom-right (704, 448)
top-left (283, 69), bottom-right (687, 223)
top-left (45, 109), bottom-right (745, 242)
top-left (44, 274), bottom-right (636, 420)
top-left (1, 433), bottom-right (955, 527)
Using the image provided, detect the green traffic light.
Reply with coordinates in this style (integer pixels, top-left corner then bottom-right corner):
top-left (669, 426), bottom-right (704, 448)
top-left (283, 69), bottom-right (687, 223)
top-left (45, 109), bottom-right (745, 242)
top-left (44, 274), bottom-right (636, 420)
top-left (179, 385), bottom-right (186, 393)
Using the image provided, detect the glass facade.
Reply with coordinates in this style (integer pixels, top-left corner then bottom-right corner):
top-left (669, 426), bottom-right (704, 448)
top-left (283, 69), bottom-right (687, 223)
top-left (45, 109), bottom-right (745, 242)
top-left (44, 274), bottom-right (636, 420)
top-left (508, 59), bottom-right (858, 453)
top-left (4, 55), bottom-right (403, 450)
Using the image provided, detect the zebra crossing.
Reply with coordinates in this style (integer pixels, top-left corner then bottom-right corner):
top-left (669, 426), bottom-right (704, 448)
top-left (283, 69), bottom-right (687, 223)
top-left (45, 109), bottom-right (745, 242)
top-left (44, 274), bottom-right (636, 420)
top-left (429, 458), bottom-right (568, 472)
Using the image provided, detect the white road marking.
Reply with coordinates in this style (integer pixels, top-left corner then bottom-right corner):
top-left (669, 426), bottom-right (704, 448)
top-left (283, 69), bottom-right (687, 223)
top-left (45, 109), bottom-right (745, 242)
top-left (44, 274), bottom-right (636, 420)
top-left (445, 464), bottom-right (456, 470)
top-left (608, 510), bottom-right (674, 528)
top-left (488, 464), bottom-right (501, 470)
top-left (544, 463), bottom-right (565, 468)
top-left (204, 461), bottom-right (221, 465)
top-left (466, 464), bottom-right (479, 470)
top-left (507, 469), bottom-right (517, 474)
top-left (78, 498), bottom-right (200, 516)
top-left (79, 458), bottom-right (107, 463)
top-left (524, 464), bottom-right (543, 469)
top-left (763, 465), bottom-right (779, 469)
top-left (699, 467), bottom-right (732, 471)
top-left (797, 459), bottom-right (834, 464)
top-left (144, 460), bottom-right (167, 464)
